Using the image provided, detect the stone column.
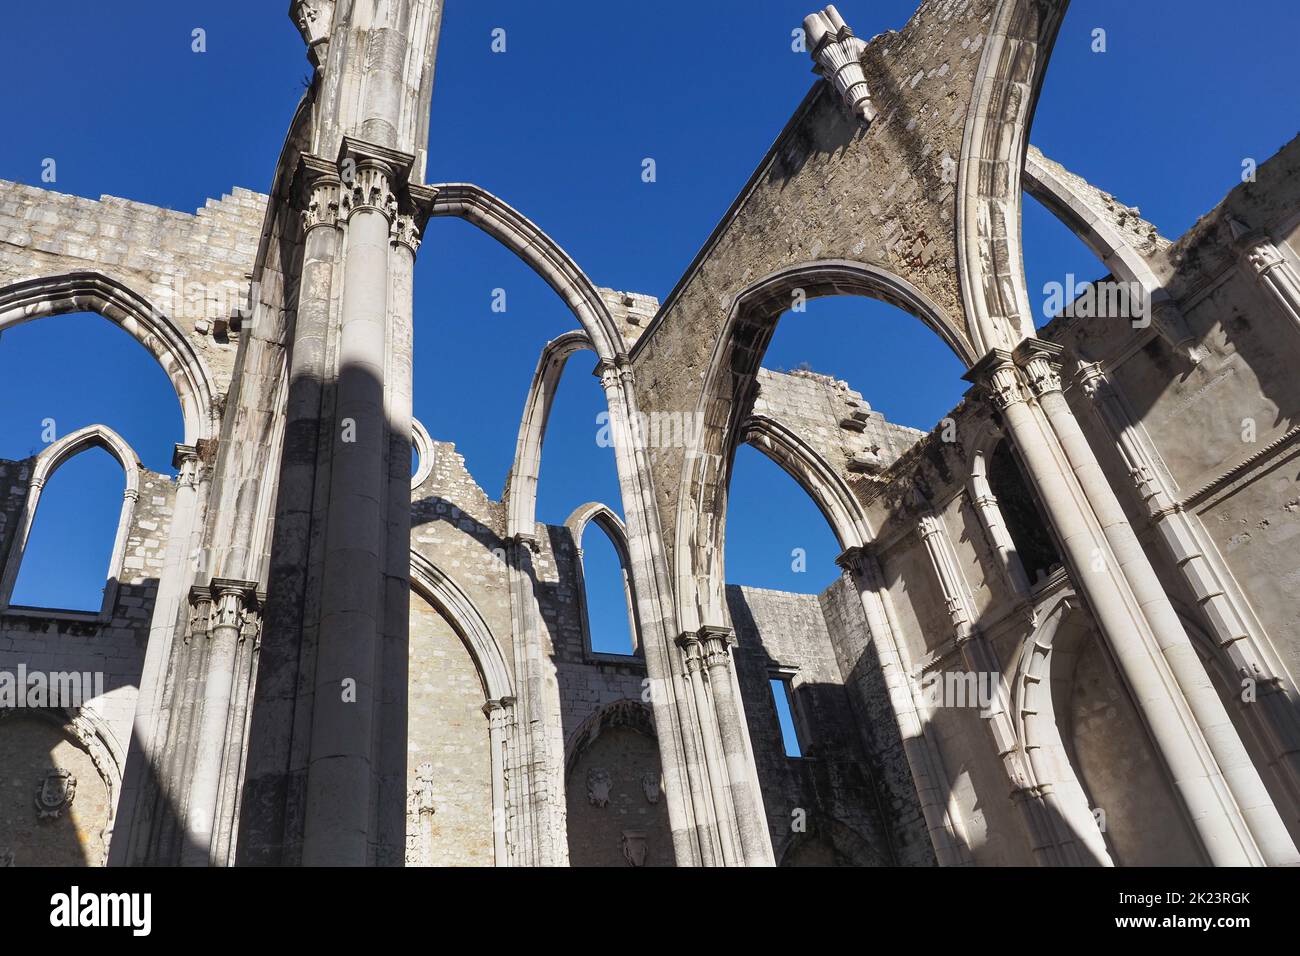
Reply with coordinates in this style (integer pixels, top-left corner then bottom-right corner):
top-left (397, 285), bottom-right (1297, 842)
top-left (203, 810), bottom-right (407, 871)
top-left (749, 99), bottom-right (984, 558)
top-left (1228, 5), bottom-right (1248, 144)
top-left (968, 348), bottom-right (1282, 865)
top-left (914, 508), bottom-right (1083, 865)
top-left (298, 140), bottom-right (412, 866)
top-left (1019, 340), bottom-right (1298, 866)
top-left (503, 533), bottom-right (567, 866)
top-left (1229, 217), bottom-right (1300, 331)
top-left (1076, 359), bottom-right (1300, 833)
top-left (967, 468), bottom-right (1032, 597)
top-left (596, 358), bottom-right (729, 865)
top-left (835, 545), bottom-right (972, 865)
top-left (484, 698), bottom-right (515, 867)
top-left (182, 578), bottom-right (260, 865)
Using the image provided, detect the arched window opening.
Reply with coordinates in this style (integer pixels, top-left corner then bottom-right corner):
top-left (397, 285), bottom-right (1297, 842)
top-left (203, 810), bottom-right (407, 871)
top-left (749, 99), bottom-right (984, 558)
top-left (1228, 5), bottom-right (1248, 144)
top-left (0, 311), bottom-right (184, 472)
top-left (986, 440), bottom-right (1062, 586)
top-left (577, 521), bottom-right (638, 657)
top-left (535, 357), bottom-right (621, 528)
top-left (9, 447), bottom-right (125, 612)
top-left (727, 444), bottom-right (839, 593)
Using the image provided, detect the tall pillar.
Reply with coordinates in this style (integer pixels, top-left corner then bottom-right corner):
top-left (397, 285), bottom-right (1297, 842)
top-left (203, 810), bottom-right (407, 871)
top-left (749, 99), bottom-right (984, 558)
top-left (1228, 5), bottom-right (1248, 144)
top-left (1018, 340), bottom-right (1299, 866)
top-left (967, 348), bottom-right (1289, 865)
top-left (595, 358), bottom-right (774, 865)
top-left (1076, 360), bottom-right (1300, 823)
top-left (835, 545), bottom-right (972, 865)
top-left (182, 578), bottom-right (261, 865)
top-left (913, 507), bottom-right (1085, 865)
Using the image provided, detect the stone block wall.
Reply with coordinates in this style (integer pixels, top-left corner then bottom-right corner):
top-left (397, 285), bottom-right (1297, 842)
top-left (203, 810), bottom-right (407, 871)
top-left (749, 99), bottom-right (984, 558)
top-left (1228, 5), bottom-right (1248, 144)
top-left (0, 179), bottom-right (268, 399)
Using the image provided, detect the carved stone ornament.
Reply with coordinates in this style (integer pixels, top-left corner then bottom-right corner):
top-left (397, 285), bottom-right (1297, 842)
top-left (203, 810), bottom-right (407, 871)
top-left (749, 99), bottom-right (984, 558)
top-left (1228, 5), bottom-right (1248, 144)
top-left (621, 829), bottom-right (648, 867)
top-left (587, 767), bottom-right (612, 808)
top-left (804, 5), bottom-right (876, 123)
top-left (410, 761), bottom-right (436, 817)
top-left (35, 768), bottom-right (76, 820)
top-left (640, 770), bottom-right (661, 805)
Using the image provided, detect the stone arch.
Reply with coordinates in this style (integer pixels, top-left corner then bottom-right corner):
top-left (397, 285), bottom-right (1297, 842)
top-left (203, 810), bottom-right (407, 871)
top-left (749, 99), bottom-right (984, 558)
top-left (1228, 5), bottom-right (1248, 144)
top-left (565, 501), bottom-right (640, 656)
top-left (411, 417), bottom-right (435, 489)
top-left (739, 413), bottom-right (871, 552)
top-left (0, 272), bottom-right (218, 444)
top-left (506, 330), bottom-right (593, 538)
top-left (777, 814), bottom-right (884, 868)
top-left (563, 699), bottom-right (671, 867)
top-left (0, 424), bottom-right (142, 621)
top-left (1012, 591), bottom-right (1201, 866)
top-left (428, 184), bottom-right (624, 360)
top-left (0, 705), bottom-right (124, 866)
top-left (408, 550), bottom-right (514, 866)
top-left (408, 550), bottom-right (512, 703)
top-left (673, 259), bottom-right (971, 632)
top-left (1022, 148), bottom-right (1164, 295)
top-left (956, 0), bottom-right (1068, 353)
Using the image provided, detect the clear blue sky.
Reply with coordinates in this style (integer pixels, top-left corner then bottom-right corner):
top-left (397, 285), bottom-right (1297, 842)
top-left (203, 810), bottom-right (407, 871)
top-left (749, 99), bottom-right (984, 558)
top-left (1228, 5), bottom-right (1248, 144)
top-left (0, 2), bottom-right (1294, 639)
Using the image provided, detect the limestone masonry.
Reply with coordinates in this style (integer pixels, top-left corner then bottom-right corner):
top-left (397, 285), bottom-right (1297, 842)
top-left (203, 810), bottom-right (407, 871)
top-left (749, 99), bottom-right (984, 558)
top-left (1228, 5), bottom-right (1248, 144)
top-left (2, 0), bottom-right (1299, 866)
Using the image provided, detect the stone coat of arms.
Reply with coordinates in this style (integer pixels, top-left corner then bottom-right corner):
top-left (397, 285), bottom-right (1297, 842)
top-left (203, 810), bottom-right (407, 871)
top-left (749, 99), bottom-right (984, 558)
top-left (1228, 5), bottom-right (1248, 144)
top-left (35, 769), bottom-right (76, 820)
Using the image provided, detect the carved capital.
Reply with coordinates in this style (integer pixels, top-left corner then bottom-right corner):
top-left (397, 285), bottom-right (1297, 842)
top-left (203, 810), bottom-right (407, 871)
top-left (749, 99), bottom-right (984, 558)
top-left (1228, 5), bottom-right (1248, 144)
top-left (1013, 340), bottom-right (1065, 398)
top-left (965, 349), bottom-right (1026, 412)
top-left (804, 5), bottom-right (876, 123)
top-left (1075, 360), bottom-right (1108, 399)
top-left (698, 625), bottom-right (736, 670)
top-left (173, 443), bottom-right (204, 487)
top-left (336, 138), bottom-right (415, 222)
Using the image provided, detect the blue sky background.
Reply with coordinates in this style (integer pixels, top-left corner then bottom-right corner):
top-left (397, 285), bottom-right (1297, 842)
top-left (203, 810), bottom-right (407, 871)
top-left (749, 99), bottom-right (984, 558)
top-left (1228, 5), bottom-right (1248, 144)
top-left (0, 2), bottom-right (1295, 639)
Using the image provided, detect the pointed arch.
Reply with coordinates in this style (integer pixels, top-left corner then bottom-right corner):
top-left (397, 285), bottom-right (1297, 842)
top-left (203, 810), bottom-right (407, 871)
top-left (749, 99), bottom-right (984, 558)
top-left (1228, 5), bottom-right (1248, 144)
top-left (739, 413), bottom-right (871, 552)
top-left (0, 424), bottom-right (142, 621)
top-left (566, 501), bottom-right (640, 657)
top-left (506, 330), bottom-right (594, 538)
top-left (0, 272), bottom-right (218, 444)
top-left (408, 550), bottom-right (513, 703)
top-left (673, 259), bottom-right (970, 632)
top-left (428, 185), bottom-right (624, 360)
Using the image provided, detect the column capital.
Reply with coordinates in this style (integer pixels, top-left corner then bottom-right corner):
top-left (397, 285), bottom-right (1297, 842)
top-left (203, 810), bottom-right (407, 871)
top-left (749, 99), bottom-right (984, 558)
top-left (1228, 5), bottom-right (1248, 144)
top-left (336, 138), bottom-right (415, 221)
top-left (1013, 339), bottom-right (1066, 398)
top-left (296, 153), bottom-right (343, 232)
top-left (964, 348), bottom-right (1026, 412)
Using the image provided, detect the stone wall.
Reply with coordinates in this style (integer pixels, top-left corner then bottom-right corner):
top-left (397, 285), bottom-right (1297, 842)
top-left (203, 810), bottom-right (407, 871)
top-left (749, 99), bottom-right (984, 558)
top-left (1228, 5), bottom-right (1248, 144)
top-left (0, 179), bottom-right (267, 399)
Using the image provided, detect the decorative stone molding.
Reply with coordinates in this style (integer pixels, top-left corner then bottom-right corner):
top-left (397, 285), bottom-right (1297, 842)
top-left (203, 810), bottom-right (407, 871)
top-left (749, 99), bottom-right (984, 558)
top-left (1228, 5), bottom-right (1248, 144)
top-left (290, 0), bottom-right (335, 67)
top-left (35, 769), bottom-right (76, 820)
top-left (1014, 339), bottom-right (1065, 398)
top-left (586, 767), bottom-right (612, 808)
top-left (803, 6), bottom-right (876, 124)
top-left (965, 349), bottom-right (1027, 412)
top-left (1227, 216), bottom-right (1300, 330)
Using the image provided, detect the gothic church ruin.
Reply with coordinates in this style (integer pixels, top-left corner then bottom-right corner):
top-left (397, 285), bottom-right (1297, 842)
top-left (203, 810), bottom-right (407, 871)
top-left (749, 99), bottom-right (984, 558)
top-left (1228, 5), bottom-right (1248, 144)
top-left (2, 0), bottom-right (1300, 866)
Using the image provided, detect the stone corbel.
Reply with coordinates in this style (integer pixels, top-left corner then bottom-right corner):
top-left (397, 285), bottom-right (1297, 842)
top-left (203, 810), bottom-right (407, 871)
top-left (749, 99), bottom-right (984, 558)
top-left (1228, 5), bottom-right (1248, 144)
top-left (803, 5), bottom-right (876, 124)
top-left (290, 0), bottom-right (335, 68)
